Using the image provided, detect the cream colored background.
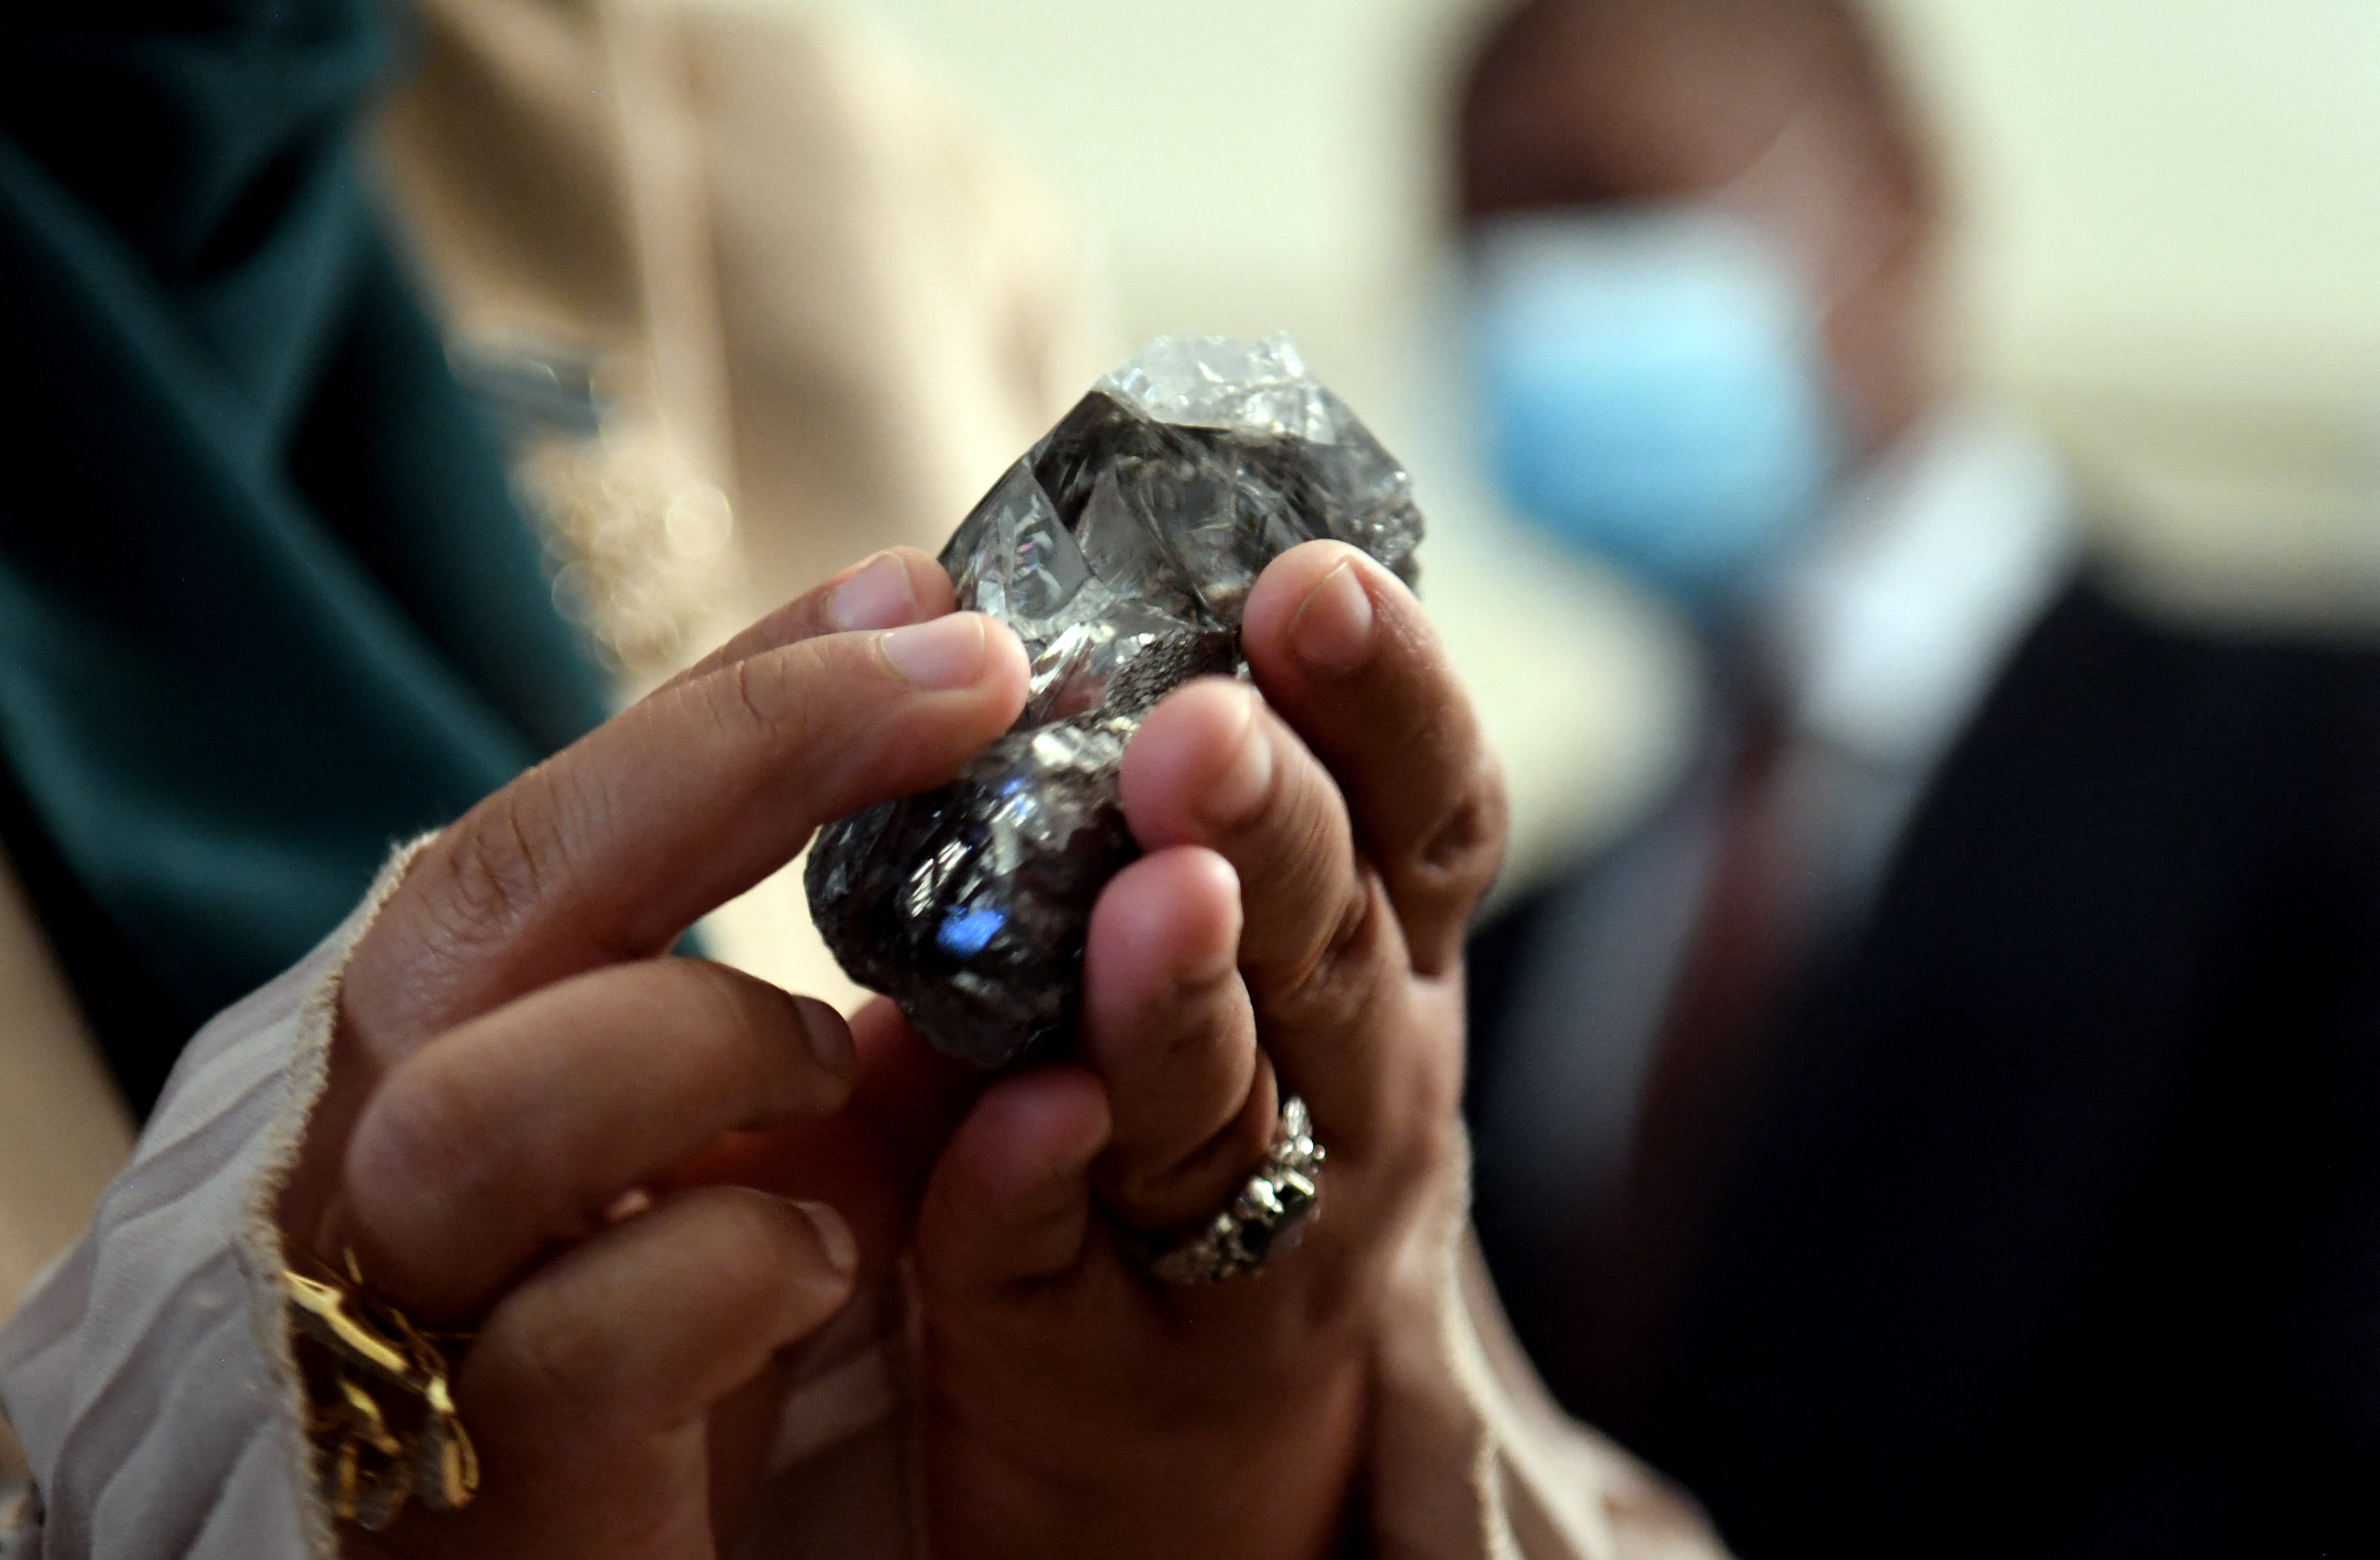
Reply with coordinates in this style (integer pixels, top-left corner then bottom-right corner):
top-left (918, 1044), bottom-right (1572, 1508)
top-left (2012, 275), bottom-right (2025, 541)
top-left (826, 0), bottom-right (2380, 472)
top-left (1883, 0), bottom-right (2380, 615)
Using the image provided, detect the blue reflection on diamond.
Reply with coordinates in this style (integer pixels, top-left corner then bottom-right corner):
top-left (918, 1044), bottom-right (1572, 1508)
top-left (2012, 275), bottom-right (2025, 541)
top-left (937, 905), bottom-right (1007, 957)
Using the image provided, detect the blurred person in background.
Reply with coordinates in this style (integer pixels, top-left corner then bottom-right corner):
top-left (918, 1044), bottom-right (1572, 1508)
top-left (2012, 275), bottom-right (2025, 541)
top-left (0, 2), bottom-right (1729, 1557)
top-left (1456, 0), bottom-right (2380, 1554)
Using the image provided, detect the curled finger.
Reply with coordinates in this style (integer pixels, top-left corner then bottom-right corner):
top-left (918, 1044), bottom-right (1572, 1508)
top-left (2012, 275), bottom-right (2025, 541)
top-left (437, 1185), bottom-right (856, 1556)
top-left (1118, 677), bottom-right (1406, 1150)
top-left (339, 958), bottom-right (853, 1318)
top-left (1080, 846), bottom-right (1279, 1233)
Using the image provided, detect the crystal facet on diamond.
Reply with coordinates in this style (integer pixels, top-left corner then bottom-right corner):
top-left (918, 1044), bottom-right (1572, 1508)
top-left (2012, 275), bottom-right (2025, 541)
top-left (805, 335), bottom-right (1425, 1067)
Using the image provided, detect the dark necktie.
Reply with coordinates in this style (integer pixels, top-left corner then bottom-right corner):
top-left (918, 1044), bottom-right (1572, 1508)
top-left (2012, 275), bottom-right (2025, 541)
top-left (1573, 705), bottom-right (1806, 1424)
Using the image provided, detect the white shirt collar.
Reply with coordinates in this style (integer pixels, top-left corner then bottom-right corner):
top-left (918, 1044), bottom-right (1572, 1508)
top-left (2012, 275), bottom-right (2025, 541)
top-left (1766, 406), bottom-right (2079, 773)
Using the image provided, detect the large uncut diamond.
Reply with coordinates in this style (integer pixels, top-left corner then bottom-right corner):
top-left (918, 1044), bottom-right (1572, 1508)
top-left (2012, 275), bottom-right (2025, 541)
top-left (805, 335), bottom-right (1424, 1066)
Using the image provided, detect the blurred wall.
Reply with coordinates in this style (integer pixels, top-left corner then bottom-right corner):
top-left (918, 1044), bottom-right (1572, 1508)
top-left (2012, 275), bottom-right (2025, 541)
top-left (817, 0), bottom-right (1457, 372)
top-left (826, 0), bottom-right (2380, 593)
top-left (1883, 0), bottom-right (2380, 615)
top-left (1885, 1), bottom-right (2380, 411)
top-left (823, 1), bottom-right (2380, 375)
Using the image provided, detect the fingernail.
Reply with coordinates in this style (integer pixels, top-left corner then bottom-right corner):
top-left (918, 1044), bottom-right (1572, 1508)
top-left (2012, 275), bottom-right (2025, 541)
top-left (1289, 559), bottom-right (1375, 674)
top-left (791, 1199), bottom-right (859, 1276)
top-left (881, 613), bottom-right (987, 689)
top-left (828, 552), bottom-right (918, 632)
top-left (1176, 858), bottom-right (1244, 991)
top-left (1203, 689), bottom-right (1273, 826)
top-left (791, 995), bottom-right (855, 1076)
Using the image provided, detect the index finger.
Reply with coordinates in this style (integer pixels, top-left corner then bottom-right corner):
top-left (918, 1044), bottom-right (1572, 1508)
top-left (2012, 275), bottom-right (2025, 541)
top-left (654, 546), bottom-right (955, 696)
top-left (342, 594), bottom-right (1030, 1062)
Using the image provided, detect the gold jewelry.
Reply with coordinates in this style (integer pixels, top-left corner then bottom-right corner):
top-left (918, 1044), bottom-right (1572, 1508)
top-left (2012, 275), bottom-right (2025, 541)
top-left (282, 1245), bottom-right (478, 1530)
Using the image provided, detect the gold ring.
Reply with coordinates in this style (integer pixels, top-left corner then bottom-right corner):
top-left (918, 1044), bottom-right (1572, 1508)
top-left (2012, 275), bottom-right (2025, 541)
top-left (282, 1243), bottom-right (479, 1530)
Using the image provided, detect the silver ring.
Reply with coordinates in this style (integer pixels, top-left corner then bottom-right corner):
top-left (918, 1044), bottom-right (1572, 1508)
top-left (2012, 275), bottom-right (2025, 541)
top-left (1148, 1095), bottom-right (1325, 1284)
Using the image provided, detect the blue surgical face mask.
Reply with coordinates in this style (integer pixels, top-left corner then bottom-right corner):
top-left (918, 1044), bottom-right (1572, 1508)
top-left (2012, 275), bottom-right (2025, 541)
top-left (1466, 209), bottom-right (1839, 608)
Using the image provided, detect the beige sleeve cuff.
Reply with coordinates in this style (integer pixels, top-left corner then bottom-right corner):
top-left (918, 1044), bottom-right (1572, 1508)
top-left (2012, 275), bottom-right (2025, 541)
top-left (0, 840), bottom-right (432, 1560)
top-left (1366, 1132), bottom-right (1726, 1560)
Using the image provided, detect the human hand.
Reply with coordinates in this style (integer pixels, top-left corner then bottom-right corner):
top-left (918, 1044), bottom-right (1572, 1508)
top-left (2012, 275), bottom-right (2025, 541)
top-left (909, 540), bottom-right (1507, 1559)
top-left (273, 549), bottom-right (1030, 1559)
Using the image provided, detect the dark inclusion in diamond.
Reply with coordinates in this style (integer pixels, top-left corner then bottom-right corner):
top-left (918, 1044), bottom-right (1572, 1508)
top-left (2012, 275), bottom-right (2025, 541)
top-left (805, 336), bottom-right (1424, 1067)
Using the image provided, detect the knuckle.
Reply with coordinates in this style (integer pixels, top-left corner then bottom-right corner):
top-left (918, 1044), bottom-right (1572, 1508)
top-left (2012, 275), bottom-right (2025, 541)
top-left (681, 1192), bottom-right (841, 1331)
top-left (701, 640), bottom-right (834, 751)
top-left (719, 657), bottom-right (775, 739)
top-left (1260, 781), bottom-right (1366, 983)
top-left (1406, 759), bottom-right (1510, 903)
top-left (430, 777), bottom-right (565, 942)
top-left (1313, 871), bottom-right (1398, 996)
top-left (1263, 870), bottom-right (1398, 1036)
top-left (478, 1193), bottom-right (834, 1423)
top-left (1110, 1086), bottom-right (1276, 1226)
top-left (655, 655), bottom-right (778, 769)
top-left (661, 961), bottom-right (833, 1115)
top-left (347, 1054), bottom-right (500, 1243)
top-left (1214, 1075), bottom-right (1284, 1167)
top-left (495, 1289), bottom-right (624, 1417)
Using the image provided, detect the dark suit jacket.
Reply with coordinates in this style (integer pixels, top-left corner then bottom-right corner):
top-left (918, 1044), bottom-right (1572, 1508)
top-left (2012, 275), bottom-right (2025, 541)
top-left (1466, 578), bottom-right (2380, 1558)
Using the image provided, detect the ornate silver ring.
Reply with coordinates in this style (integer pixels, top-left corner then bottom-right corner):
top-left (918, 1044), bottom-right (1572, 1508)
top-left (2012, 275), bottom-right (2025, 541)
top-left (1148, 1095), bottom-right (1325, 1284)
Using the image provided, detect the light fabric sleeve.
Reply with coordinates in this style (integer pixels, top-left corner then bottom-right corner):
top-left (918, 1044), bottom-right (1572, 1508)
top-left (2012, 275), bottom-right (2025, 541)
top-left (1363, 1134), bottom-right (1724, 1560)
top-left (0, 845), bottom-right (424, 1560)
top-left (0, 832), bottom-right (1723, 1560)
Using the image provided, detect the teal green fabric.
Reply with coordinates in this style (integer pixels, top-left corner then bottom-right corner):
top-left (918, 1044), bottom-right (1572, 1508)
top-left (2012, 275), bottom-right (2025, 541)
top-left (0, 1), bottom-right (610, 1113)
